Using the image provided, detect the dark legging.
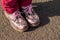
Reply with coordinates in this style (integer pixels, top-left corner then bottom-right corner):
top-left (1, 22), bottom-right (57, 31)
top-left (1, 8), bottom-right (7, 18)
top-left (1, 0), bottom-right (32, 14)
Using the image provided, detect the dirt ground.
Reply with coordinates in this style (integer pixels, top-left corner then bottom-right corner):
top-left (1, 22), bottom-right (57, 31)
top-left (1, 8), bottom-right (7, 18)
top-left (0, 0), bottom-right (60, 40)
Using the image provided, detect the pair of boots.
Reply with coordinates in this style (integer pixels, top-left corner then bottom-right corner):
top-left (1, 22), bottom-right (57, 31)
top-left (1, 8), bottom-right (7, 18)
top-left (4, 5), bottom-right (40, 32)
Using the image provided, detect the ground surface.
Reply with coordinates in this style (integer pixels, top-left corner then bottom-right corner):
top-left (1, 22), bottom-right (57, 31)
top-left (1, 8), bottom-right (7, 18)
top-left (0, 0), bottom-right (60, 40)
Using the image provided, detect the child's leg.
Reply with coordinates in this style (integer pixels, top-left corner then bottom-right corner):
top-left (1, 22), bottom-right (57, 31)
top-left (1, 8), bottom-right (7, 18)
top-left (20, 0), bottom-right (32, 7)
top-left (20, 0), bottom-right (40, 27)
top-left (1, 0), bottom-right (28, 32)
top-left (1, 0), bottom-right (19, 14)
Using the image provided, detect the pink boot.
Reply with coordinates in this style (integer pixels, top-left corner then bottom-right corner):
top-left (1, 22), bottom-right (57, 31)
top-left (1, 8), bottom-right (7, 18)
top-left (4, 10), bottom-right (28, 32)
top-left (22, 5), bottom-right (40, 27)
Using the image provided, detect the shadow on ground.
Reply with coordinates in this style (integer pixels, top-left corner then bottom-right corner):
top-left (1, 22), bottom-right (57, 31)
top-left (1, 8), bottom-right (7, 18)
top-left (27, 0), bottom-right (60, 32)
